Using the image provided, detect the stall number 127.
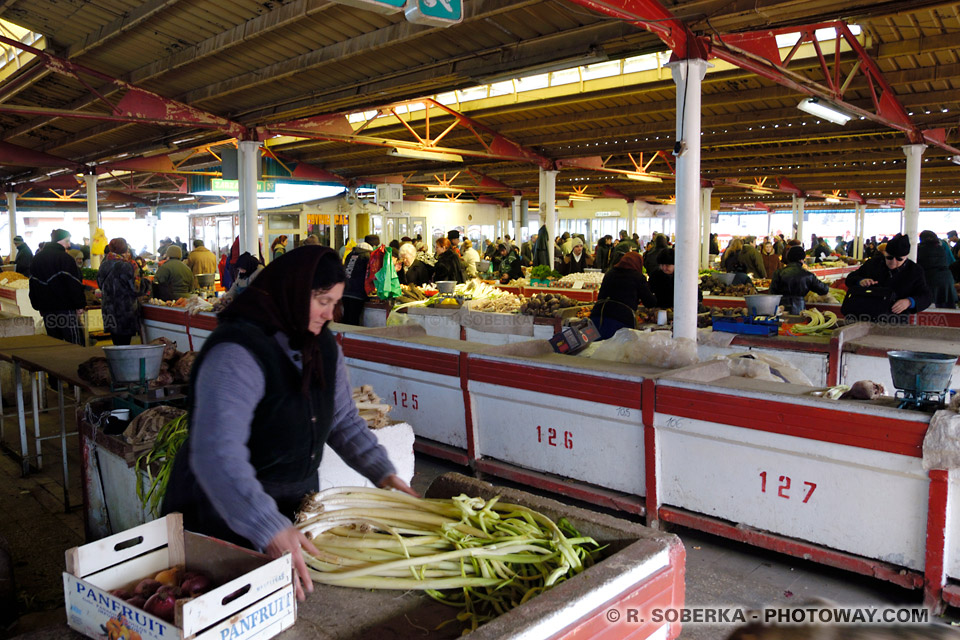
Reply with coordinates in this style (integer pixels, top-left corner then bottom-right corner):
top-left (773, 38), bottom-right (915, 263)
top-left (759, 472), bottom-right (816, 503)
top-left (537, 426), bottom-right (573, 449)
top-left (392, 391), bottom-right (419, 410)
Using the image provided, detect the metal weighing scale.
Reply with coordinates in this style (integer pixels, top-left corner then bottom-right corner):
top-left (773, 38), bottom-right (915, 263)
top-left (888, 350), bottom-right (955, 412)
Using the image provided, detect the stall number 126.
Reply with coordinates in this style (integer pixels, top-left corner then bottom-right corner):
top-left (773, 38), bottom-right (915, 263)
top-left (759, 471), bottom-right (816, 503)
top-left (537, 426), bottom-right (573, 449)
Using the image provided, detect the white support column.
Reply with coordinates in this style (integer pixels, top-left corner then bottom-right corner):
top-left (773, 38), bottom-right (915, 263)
top-left (627, 200), bottom-right (636, 240)
top-left (238, 140), bottom-right (261, 257)
top-left (668, 57), bottom-right (709, 343)
top-left (796, 197), bottom-right (805, 250)
top-left (83, 174), bottom-right (100, 268)
top-left (520, 198), bottom-right (529, 240)
top-left (903, 143), bottom-right (926, 262)
top-left (347, 187), bottom-right (358, 246)
top-left (512, 195), bottom-right (521, 244)
top-left (700, 186), bottom-right (712, 269)
top-left (854, 204), bottom-right (865, 260)
top-left (543, 169), bottom-right (558, 268)
top-left (150, 206), bottom-right (159, 257)
top-left (6, 191), bottom-right (17, 261)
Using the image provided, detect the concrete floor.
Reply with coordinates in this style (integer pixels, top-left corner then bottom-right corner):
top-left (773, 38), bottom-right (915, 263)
top-left (0, 394), bottom-right (956, 640)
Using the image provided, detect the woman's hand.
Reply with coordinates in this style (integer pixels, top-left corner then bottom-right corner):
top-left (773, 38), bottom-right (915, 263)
top-left (891, 298), bottom-right (911, 314)
top-left (378, 474), bottom-right (420, 497)
top-left (859, 278), bottom-right (878, 288)
top-left (265, 526), bottom-right (320, 602)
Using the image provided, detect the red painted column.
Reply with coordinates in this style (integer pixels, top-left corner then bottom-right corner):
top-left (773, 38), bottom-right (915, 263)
top-left (924, 469), bottom-right (949, 613)
top-left (642, 378), bottom-right (659, 528)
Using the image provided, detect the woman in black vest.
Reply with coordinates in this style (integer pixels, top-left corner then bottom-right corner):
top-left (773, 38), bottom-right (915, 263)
top-left (163, 247), bottom-right (416, 601)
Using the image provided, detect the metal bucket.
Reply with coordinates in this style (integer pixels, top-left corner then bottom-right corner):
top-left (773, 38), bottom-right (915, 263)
top-left (744, 294), bottom-right (782, 316)
top-left (197, 273), bottom-right (216, 287)
top-left (103, 344), bottom-right (166, 384)
top-left (715, 272), bottom-right (736, 285)
top-left (436, 281), bottom-right (456, 294)
top-left (888, 350), bottom-right (956, 393)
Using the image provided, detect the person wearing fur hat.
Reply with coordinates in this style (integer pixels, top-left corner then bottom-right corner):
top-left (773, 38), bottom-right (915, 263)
top-left (153, 244), bottom-right (198, 300)
top-left (841, 233), bottom-right (932, 321)
top-left (768, 245), bottom-right (831, 315)
top-left (28, 229), bottom-right (86, 345)
top-left (560, 237), bottom-right (588, 275)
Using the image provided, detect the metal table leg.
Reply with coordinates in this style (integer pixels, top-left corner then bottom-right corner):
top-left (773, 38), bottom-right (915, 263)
top-left (15, 362), bottom-right (28, 476)
top-left (58, 379), bottom-right (68, 512)
top-left (31, 371), bottom-right (42, 470)
top-left (38, 371), bottom-right (47, 411)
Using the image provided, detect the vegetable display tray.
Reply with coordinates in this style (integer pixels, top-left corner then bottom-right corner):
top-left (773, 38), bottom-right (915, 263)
top-left (712, 317), bottom-right (779, 336)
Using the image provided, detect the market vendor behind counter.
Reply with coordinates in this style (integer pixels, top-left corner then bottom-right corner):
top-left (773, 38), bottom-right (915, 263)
top-left (592, 252), bottom-right (657, 340)
top-left (841, 233), bottom-right (932, 322)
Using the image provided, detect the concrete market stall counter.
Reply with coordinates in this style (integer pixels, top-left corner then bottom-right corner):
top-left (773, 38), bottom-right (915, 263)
top-left (332, 323), bottom-right (960, 611)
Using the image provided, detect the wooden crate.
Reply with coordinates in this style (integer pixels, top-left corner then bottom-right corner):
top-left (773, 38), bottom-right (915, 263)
top-left (63, 514), bottom-right (295, 640)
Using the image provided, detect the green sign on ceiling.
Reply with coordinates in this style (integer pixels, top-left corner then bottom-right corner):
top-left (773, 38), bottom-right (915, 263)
top-left (405, 0), bottom-right (462, 25)
top-left (335, 0), bottom-right (405, 14)
top-left (210, 178), bottom-right (276, 193)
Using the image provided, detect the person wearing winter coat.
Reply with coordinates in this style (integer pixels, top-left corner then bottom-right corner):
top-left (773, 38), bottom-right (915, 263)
top-left (592, 252), bottom-right (657, 340)
top-left (433, 237), bottom-right (465, 283)
top-left (643, 235), bottom-right (669, 275)
top-left (917, 230), bottom-right (957, 308)
top-left (560, 238), bottom-right (588, 275)
top-left (841, 233), bottom-right (933, 321)
top-left (98, 238), bottom-right (144, 345)
top-left (594, 236), bottom-right (613, 272)
top-left (460, 239), bottom-right (481, 278)
top-left (154, 245), bottom-right (198, 300)
top-left (496, 244), bottom-right (523, 282)
top-left (609, 230), bottom-right (639, 268)
top-left (186, 239), bottom-right (218, 276)
top-left (341, 238), bottom-right (374, 325)
top-left (29, 229), bottom-right (87, 345)
top-left (396, 242), bottom-right (433, 286)
top-left (12, 236), bottom-right (32, 276)
top-left (768, 246), bottom-right (830, 314)
top-left (761, 242), bottom-right (782, 278)
top-left (532, 225), bottom-right (551, 267)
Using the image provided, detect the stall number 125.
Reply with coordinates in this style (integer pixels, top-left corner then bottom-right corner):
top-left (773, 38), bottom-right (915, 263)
top-left (537, 426), bottom-right (573, 449)
top-left (759, 472), bottom-right (816, 503)
top-left (391, 392), bottom-right (418, 410)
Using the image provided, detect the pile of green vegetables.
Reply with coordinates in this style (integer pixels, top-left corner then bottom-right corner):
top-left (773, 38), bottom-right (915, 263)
top-left (529, 265), bottom-right (561, 280)
top-left (135, 413), bottom-right (188, 516)
top-left (296, 487), bottom-right (603, 632)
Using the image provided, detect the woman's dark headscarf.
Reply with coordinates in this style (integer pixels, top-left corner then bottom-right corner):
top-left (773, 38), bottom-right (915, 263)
top-left (219, 246), bottom-right (345, 391)
top-left (616, 252), bottom-right (645, 274)
top-left (235, 252), bottom-right (261, 277)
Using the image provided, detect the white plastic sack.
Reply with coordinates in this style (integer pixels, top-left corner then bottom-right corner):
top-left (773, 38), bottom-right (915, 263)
top-left (590, 328), bottom-right (698, 369)
top-left (713, 352), bottom-right (813, 385)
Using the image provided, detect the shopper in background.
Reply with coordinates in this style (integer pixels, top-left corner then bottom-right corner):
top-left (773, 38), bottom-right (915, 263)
top-left (341, 237), bottom-right (374, 325)
top-left (609, 229), bottom-right (639, 268)
top-left (98, 238), bottom-right (143, 345)
top-left (162, 247), bottom-right (416, 602)
top-left (813, 237), bottom-right (833, 260)
top-left (768, 246), bottom-right (830, 315)
top-left (647, 248), bottom-right (677, 308)
top-left (591, 252), bottom-right (657, 340)
top-left (153, 245), bottom-right (197, 300)
top-left (67, 249), bottom-right (85, 269)
top-left (271, 235), bottom-right (288, 261)
top-left (740, 236), bottom-right (767, 278)
top-left (433, 237), bottom-right (465, 283)
top-left (186, 239), bottom-right (218, 275)
top-left (917, 230), bottom-right (958, 308)
top-left (643, 234), bottom-right (669, 275)
top-left (521, 234), bottom-right (535, 265)
top-left (447, 230), bottom-right (461, 255)
top-left (532, 225), bottom-right (550, 268)
top-left (460, 239), bottom-right (481, 278)
top-left (222, 252), bottom-right (264, 304)
top-left (709, 233), bottom-right (721, 256)
top-left (594, 235), bottom-right (613, 272)
top-left (842, 233), bottom-right (932, 321)
top-left (12, 236), bottom-right (32, 276)
top-left (496, 243), bottom-right (522, 283)
top-left (560, 238), bottom-right (587, 275)
top-left (397, 242), bottom-right (433, 286)
top-left (28, 229), bottom-right (86, 345)
top-left (761, 242), bottom-right (781, 277)
top-left (302, 234), bottom-right (321, 246)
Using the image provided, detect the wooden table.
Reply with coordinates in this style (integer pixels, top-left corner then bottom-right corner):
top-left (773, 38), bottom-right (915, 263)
top-left (10, 345), bottom-right (112, 511)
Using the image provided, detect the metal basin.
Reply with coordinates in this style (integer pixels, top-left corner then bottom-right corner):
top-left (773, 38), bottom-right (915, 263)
top-left (715, 272), bottom-right (736, 285)
top-left (103, 344), bottom-right (166, 384)
top-left (744, 294), bottom-right (782, 316)
top-left (197, 273), bottom-right (216, 287)
top-left (888, 350), bottom-right (956, 393)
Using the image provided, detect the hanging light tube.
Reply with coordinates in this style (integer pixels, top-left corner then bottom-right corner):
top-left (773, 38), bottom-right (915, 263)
top-left (797, 98), bottom-right (853, 125)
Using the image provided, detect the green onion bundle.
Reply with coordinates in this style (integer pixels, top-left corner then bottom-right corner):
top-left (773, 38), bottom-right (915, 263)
top-left (295, 487), bottom-right (603, 632)
top-left (135, 413), bottom-right (188, 517)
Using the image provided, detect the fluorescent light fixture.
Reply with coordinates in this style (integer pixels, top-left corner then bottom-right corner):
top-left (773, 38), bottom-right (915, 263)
top-left (424, 185), bottom-right (465, 193)
top-left (389, 147), bottom-right (463, 162)
top-left (750, 188), bottom-right (773, 194)
top-left (568, 194), bottom-right (594, 201)
top-left (824, 196), bottom-right (841, 203)
top-left (625, 173), bottom-right (663, 183)
top-left (797, 97), bottom-right (853, 125)
top-left (477, 50), bottom-right (608, 85)
top-left (950, 155), bottom-right (960, 166)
